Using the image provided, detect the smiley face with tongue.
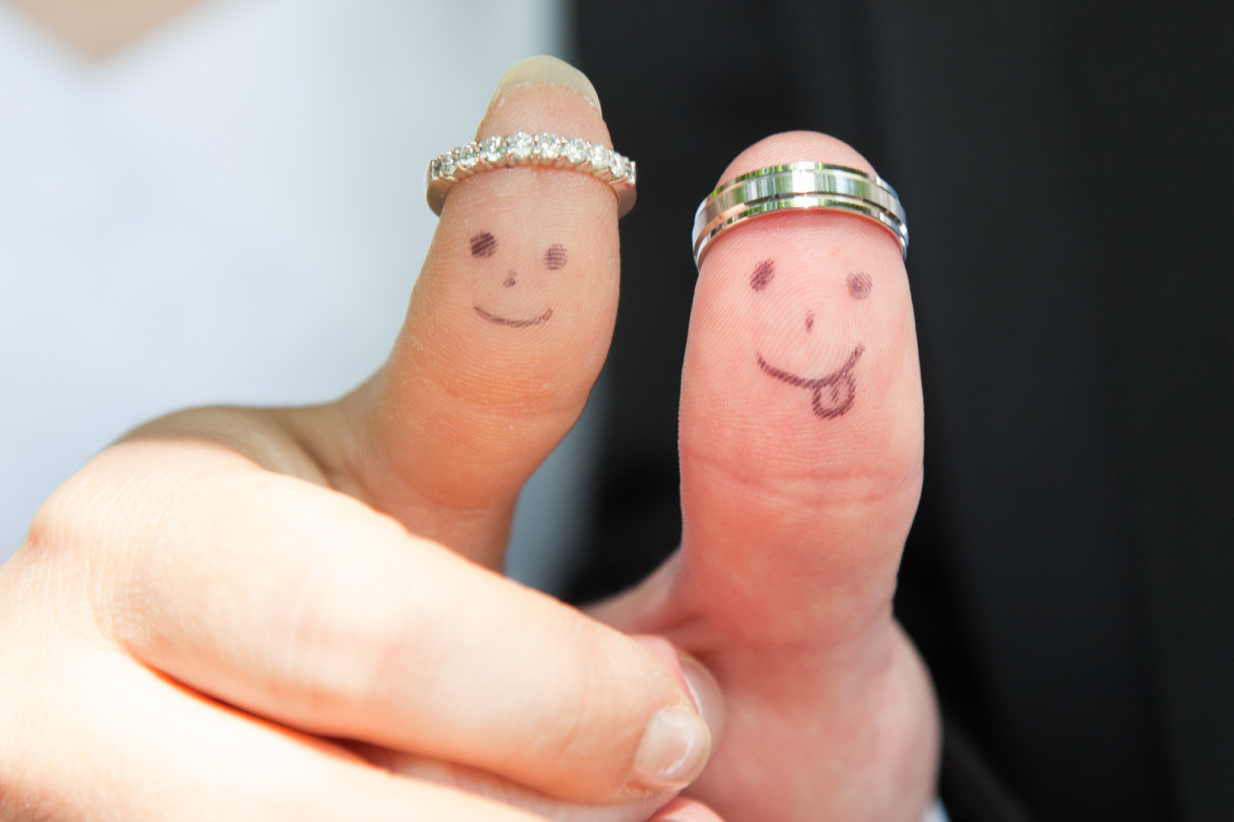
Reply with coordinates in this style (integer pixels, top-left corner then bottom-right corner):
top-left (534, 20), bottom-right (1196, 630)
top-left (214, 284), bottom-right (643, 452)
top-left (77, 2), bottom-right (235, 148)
top-left (749, 258), bottom-right (872, 419)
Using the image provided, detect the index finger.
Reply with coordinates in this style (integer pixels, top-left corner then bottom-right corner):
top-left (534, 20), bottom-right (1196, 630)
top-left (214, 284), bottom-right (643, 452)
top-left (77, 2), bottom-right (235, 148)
top-left (54, 437), bottom-right (712, 804)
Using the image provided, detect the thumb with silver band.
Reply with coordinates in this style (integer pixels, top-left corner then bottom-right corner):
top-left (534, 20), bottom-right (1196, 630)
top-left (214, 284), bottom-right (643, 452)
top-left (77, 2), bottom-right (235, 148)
top-left (692, 161), bottom-right (909, 267)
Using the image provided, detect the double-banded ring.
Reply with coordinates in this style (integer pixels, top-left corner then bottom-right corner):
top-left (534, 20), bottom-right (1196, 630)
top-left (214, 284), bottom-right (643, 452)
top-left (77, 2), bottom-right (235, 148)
top-left (427, 133), bottom-right (637, 217)
top-left (691, 163), bottom-right (908, 268)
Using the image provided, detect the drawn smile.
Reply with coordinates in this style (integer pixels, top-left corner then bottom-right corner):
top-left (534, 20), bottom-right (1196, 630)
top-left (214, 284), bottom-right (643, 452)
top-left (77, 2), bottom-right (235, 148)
top-left (473, 304), bottom-right (553, 328)
top-left (757, 344), bottom-right (865, 419)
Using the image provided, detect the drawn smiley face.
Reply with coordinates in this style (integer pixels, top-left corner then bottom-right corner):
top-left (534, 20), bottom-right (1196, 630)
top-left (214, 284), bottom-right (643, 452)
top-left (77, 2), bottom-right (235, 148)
top-left (469, 231), bottom-right (566, 328)
top-left (750, 259), bottom-right (871, 420)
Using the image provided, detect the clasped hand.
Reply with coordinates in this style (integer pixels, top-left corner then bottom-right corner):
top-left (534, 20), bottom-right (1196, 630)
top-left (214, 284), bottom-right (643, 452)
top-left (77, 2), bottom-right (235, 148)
top-left (0, 57), bottom-right (937, 822)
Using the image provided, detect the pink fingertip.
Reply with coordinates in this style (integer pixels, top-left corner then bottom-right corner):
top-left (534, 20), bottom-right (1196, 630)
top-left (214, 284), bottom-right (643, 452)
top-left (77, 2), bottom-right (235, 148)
top-left (651, 797), bottom-right (726, 822)
top-left (629, 635), bottom-right (692, 699)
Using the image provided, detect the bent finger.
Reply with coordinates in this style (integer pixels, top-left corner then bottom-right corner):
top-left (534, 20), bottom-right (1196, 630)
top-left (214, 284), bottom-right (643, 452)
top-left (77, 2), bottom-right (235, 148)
top-left (360, 750), bottom-right (674, 822)
top-left (43, 437), bottom-right (710, 803)
top-left (651, 797), bottom-right (727, 822)
top-left (371, 763), bottom-right (725, 822)
top-left (354, 640), bottom-right (724, 822)
top-left (1, 634), bottom-right (548, 822)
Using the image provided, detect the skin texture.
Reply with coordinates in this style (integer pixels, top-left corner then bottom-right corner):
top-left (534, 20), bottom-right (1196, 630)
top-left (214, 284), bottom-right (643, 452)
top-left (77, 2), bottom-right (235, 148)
top-left (0, 55), bottom-right (937, 822)
top-left (0, 71), bottom-right (714, 822)
top-left (756, 345), bottom-right (866, 419)
top-left (469, 230), bottom-right (562, 326)
top-left (591, 133), bottom-right (938, 822)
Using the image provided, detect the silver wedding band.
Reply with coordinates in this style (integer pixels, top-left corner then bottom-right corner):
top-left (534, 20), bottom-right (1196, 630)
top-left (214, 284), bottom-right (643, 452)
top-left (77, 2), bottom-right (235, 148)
top-left (692, 163), bottom-right (908, 267)
top-left (427, 133), bottom-right (637, 217)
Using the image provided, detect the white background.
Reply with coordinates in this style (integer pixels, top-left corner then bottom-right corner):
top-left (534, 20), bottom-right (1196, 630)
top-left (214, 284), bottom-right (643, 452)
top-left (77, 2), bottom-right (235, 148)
top-left (0, 0), bottom-right (600, 592)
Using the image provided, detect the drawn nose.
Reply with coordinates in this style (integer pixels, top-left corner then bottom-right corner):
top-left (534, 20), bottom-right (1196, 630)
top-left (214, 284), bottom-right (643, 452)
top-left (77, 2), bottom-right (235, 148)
top-left (504, 271), bottom-right (517, 288)
top-left (805, 310), bottom-right (815, 332)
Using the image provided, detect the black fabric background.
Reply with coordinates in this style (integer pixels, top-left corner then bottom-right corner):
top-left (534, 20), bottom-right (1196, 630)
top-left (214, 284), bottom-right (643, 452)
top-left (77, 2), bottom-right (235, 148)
top-left (564, 3), bottom-right (1234, 821)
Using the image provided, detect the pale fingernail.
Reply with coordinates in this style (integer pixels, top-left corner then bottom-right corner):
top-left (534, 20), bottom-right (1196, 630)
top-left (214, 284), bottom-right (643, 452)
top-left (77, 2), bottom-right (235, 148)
top-left (487, 55), bottom-right (602, 115)
top-left (630, 707), bottom-right (712, 792)
top-left (680, 655), bottom-right (726, 747)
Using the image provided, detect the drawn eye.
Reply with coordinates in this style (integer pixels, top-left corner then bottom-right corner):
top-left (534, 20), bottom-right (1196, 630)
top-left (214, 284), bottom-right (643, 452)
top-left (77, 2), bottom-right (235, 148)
top-left (545, 244), bottom-right (568, 270)
top-left (847, 271), bottom-right (873, 300)
top-left (750, 259), bottom-right (775, 291)
top-left (471, 232), bottom-right (497, 258)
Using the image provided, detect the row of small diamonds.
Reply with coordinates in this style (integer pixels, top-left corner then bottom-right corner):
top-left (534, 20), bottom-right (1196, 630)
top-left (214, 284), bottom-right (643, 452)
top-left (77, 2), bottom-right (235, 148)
top-left (430, 133), bottom-right (634, 184)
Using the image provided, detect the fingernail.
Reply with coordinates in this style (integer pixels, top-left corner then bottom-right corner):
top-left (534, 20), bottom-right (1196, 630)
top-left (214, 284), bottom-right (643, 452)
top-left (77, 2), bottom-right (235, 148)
top-left (680, 655), bottom-right (726, 747)
top-left (630, 707), bottom-right (711, 792)
top-left (487, 55), bottom-right (602, 115)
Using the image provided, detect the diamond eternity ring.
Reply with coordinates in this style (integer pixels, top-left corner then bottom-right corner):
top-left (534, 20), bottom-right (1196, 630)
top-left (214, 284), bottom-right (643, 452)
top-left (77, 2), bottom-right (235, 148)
top-left (426, 133), bottom-right (637, 218)
top-left (692, 162), bottom-right (908, 268)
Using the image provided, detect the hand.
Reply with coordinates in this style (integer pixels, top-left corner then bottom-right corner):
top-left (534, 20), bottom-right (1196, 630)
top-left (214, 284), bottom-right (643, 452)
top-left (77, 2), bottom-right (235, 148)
top-left (589, 133), bottom-right (940, 821)
top-left (0, 58), bottom-right (718, 822)
top-left (0, 53), bottom-right (938, 822)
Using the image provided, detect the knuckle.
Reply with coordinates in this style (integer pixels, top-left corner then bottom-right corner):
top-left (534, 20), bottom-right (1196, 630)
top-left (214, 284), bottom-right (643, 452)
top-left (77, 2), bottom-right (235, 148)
top-left (24, 470), bottom-right (105, 562)
top-left (271, 525), bottom-right (427, 716)
top-left (24, 442), bottom-right (178, 566)
top-left (524, 614), bottom-right (638, 780)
